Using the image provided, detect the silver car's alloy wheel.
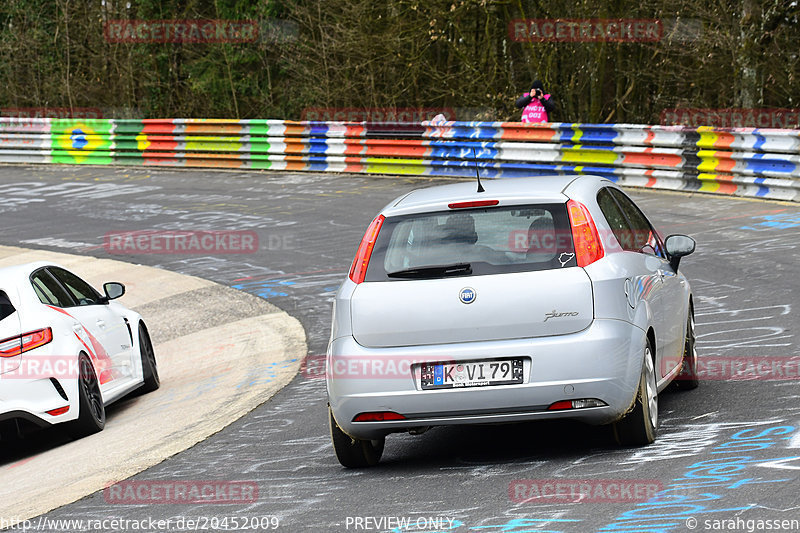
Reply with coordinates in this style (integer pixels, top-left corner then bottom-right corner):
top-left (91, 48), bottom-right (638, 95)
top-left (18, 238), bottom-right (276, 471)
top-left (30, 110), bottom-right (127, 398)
top-left (613, 340), bottom-right (658, 446)
top-left (644, 347), bottom-right (657, 430)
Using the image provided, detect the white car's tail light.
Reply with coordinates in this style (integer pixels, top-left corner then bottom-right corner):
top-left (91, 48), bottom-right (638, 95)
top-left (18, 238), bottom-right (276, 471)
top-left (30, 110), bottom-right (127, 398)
top-left (349, 214), bottom-right (385, 284)
top-left (567, 199), bottom-right (604, 267)
top-left (0, 328), bottom-right (53, 357)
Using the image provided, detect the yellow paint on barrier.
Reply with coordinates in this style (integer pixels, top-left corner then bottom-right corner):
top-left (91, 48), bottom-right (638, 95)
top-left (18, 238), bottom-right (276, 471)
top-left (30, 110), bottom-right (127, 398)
top-left (560, 145), bottom-right (618, 165)
top-left (697, 173), bottom-right (722, 193)
top-left (571, 127), bottom-right (583, 143)
top-left (697, 156), bottom-right (721, 172)
top-left (185, 140), bottom-right (244, 152)
top-left (697, 128), bottom-right (720, 149)
top-left (136, 134), bottom-right (151, 151)
top-left (364, 157), bottom-right (426, 175)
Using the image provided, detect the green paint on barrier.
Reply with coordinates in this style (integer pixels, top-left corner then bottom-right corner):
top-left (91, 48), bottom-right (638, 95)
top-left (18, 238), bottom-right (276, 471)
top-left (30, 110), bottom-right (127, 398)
top-left (50, 119), bottom-right (115, 164)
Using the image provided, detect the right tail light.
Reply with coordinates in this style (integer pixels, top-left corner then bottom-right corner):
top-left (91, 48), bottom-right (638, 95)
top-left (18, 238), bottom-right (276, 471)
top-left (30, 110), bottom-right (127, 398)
top-left (567, 199), bottom-right (604, 267)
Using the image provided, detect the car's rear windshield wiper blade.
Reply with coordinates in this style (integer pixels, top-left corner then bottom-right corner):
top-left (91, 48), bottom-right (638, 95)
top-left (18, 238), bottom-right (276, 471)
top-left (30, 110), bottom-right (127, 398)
top-left (387, 263), bottom-right (472, 279)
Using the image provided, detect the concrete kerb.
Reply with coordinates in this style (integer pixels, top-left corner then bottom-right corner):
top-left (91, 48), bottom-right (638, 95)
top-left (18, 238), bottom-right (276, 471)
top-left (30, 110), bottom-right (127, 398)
top-left (0, 245), bottom-right (307, 523)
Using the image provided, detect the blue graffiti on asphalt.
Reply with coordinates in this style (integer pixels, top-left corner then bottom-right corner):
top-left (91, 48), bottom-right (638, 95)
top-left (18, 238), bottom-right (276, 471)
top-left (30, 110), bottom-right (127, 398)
top-left (389, 517), bottom-right (579, 533)
top-left (231, 278), bottom-right (296, 298)
top-left (469, 518), bottom-right (581, 532)
top-left (390, 519), bottom-right (466, 532)
top-left (236, 359), bottom-right (298, 389)
top-left (741, 213), bottom-right (800, 231)
top-left (599, 425), bottom-right (798, 532)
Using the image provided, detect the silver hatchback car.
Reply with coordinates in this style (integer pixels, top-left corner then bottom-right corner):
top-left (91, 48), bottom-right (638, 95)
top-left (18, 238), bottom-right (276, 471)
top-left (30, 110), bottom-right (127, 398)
top-left (327, 175), bottom-right (697, 467)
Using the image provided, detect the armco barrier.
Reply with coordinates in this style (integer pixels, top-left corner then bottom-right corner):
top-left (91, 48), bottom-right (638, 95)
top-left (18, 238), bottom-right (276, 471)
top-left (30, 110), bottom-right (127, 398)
top-left (1, 118), bottom-right (799, 201)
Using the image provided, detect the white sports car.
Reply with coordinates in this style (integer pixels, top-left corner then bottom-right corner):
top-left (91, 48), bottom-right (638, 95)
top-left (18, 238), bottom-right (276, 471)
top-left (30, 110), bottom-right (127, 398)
top-left (0, 262), bottom-right (159, 439)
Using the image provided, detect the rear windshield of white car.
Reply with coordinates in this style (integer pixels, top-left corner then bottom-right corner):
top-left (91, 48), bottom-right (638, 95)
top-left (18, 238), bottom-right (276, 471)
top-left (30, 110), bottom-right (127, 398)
top-left (366, 203), bottom-right (576, 281)
top-left (0, 291), bottom-right (15, 322)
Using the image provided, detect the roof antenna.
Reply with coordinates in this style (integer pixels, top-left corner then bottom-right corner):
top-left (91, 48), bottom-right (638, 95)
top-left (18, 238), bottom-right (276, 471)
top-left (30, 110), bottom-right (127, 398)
top-left (471, 146), bottom-right (485, 193)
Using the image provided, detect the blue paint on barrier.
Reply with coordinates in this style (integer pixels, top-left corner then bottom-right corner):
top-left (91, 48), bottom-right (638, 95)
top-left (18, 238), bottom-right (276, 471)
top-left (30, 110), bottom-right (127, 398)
top-left (747, 154), bottom-right (796, 175)
top-left (752, 131), bottom-right (766, 152)
top-left (308, 139), bottom-right (329, 154)
top-left (71, 129), bottom-right (88, 149)
top-left (753, 177), bottom-right (770, 197)
top-left (574, 127), bottom-right (621, 145)
top-left (308, 124), bottom-right (329, 137)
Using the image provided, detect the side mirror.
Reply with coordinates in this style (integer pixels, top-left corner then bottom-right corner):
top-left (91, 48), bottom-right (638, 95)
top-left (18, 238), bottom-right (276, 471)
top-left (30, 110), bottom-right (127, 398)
top-left (103, 282), bottom-right (126, 301)
top-left (665, 235), bottom-right (696, 271)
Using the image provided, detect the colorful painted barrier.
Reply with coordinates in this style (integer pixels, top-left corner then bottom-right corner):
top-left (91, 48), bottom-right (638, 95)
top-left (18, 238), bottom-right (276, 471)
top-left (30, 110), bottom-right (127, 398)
top-left (1, 118), bottom-right (799, 201)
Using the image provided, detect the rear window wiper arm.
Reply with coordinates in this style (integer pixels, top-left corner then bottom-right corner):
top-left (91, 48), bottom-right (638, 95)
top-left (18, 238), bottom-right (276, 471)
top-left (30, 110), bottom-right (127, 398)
top-left (386, 263), bottom-right (472, 279)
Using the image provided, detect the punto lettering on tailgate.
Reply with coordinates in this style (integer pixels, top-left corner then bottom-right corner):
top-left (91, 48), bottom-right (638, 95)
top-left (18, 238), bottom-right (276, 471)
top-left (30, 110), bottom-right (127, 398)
top-left (544, 310), bottom-right (579, 322)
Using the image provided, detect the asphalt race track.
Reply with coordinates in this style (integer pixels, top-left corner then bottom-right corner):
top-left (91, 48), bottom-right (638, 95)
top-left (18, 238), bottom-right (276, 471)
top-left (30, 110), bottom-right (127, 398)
top-left (1, 165), bottom-right (800, 532)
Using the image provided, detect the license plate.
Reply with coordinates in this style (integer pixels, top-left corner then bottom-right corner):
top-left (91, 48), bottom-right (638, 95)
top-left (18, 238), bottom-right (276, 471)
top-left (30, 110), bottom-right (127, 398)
top-left (420, 358), bottom-right (524, 390)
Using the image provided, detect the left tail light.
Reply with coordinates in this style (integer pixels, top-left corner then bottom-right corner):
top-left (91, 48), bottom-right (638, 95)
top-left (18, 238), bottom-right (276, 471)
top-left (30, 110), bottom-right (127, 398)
top-left (567, 199), bottom-right (604, 267)
top-left (0, 328), bottom-right (53, 357)
top-left (349, 214), bottom-right (385, 284)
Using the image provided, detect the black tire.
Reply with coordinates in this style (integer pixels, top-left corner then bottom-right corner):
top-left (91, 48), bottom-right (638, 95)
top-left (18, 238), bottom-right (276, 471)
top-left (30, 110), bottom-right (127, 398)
top-left (138, 322), bottom-right (160, 393)
top-left (329, 406), bottom-right (384, 468)
top-left (613, 340), bottom-right (658, 446)
top-left (672, 309), bottom-right (699, 390)
top-left (68, 353), bottom-right (105, 438)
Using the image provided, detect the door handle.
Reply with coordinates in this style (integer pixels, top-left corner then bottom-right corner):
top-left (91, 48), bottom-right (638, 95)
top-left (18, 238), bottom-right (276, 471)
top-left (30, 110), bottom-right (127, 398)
top-left (656, 269), bottom-right (665, 282)
top-left (96, 319), bottom-right (106, 329)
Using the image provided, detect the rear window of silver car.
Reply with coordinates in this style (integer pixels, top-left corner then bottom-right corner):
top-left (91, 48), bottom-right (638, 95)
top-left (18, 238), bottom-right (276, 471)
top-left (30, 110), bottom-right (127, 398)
top-left (366, 204), bottom-right (576, 281)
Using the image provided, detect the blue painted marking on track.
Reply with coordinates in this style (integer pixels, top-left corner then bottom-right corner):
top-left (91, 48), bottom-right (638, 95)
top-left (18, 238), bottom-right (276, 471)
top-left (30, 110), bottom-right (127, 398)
top-left (469, 517), bottom-right (580, 532)
top-left (600, 424), bottom-right (797, 532)
top-left (741, 212), bottom-right (800, 230)
top-left (231, 279), bottom-right (296, 299)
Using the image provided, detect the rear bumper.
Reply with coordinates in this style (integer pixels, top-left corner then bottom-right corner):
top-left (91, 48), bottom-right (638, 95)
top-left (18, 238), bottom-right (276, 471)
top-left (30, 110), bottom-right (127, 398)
top-left (0, 362), bottom-right (79, 427)
top-left (327, 319), bottom-right (646, 439)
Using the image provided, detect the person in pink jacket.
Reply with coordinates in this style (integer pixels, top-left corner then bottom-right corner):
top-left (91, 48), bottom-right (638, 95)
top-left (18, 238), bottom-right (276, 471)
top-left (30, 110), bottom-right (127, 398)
top-left (515, 80), bottom-right (554, 123)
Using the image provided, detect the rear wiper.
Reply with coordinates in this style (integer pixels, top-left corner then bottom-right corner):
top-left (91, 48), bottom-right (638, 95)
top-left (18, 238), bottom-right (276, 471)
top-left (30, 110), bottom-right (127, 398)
top-left (387, 263), bottom-right (472, 279)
